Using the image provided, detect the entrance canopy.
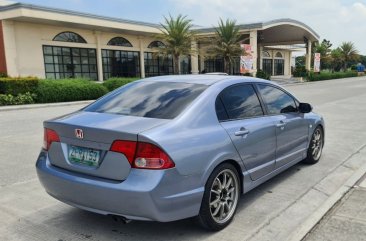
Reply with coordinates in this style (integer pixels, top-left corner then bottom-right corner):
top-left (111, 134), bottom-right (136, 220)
top-left (197, 18), bottom-right (319, 45)
top-left (258, 19), bottom-right (319, 45)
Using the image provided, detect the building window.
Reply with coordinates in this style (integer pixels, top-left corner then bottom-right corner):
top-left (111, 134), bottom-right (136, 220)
top-left (144, 52), bottom-right (173, 77)
top-left (274, 59), bottom-right (285, 75)
top-left (148, 41), bottom-right (166, 48)
top-left (180, 55), bottom-right (191, 74)
top-left (263, 59), bottom-right (273, 76)
top-left (43, 45), bottom-right (97, 80)
top-left (107, 37), bottom-right (133, 47)
top-left (230, 57), bottom-right (241, 75)
top-left (102, 50), bottom-right (140, 80)
top-left (53, 32), bottom-right (87, 43)
top-left (204, 57), bottom-right (224, 73)
top-left (275, 52), bottom-right (283, 58)
top-left (262, 51), bottom-right (271, 58)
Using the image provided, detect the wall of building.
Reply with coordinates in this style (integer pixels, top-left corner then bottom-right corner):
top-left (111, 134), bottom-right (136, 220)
top-left (1, 20), bottom-right (157, 79)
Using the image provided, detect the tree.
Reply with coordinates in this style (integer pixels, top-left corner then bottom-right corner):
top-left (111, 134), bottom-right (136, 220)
top-left (208, 19), bottom-right (244, 74)
top-left (339, 41), bottom-right (359, 70)
top-left (295, 55), bottom-right (305, 68)
top-left (157, 14), bottom-right (195, 74)
top-left (312, 39), bottom-right (333, 70)
top-left (360, 55), bottom-right (366, 66)
top-left (330, 48), bottom-right (343, 72)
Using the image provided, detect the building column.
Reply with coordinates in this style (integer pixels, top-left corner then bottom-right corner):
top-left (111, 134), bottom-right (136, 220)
top-left (259, 45), bottom-right (263, 70)
top-left (250, 30), bottom-right (258, 76)
top-left (2, 20), bottom-right (18, 77)
top-left (272, 50), bottom-right (275, 76)
top-left (288, 51), bottom-right (292, 76)
top-left (139, 37), bottom-right (145, 78)
top-left (190, 40), bottom-right (199, 74)
top-left (94, 31), bottom-right (103, 82)
top-left (199, 49), bottom-right (205, 73)
top-left (305, 39), bottom-right (312, 71)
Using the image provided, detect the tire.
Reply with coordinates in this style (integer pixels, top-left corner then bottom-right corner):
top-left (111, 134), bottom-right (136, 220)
top-left (197, 163), bottom-right (240, 231)
top-left (302, 126), bottom-right (324, 164)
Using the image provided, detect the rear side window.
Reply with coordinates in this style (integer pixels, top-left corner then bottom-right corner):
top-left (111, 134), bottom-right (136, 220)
top-left (84, 81), bottom-right (207, 119)
top-left (215, 98), bottom-right (229, 121)
top-left (257, 84), bottom-right (297, 114)
top-left (218, 84), bottom-right (264, 120)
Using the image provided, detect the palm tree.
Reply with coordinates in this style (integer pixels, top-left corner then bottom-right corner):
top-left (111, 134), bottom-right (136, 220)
top-left (339, 42), bottom-right (359, 71)
top-left (208, 19), bottom-right (243, 74)
top-left (330, 48), bottom-right (343, 72)
top-left (157, 14), bottom-right (195, 74)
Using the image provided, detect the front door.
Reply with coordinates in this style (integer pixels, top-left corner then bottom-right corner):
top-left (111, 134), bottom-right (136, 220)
top-left (256, 84), bottom-right (309, 167)
top-left (216, 84), bottom-right (277, 180)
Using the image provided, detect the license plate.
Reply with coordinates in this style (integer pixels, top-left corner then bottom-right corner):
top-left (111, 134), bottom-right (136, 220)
top-left (68, 145), bottom-right (101, 167)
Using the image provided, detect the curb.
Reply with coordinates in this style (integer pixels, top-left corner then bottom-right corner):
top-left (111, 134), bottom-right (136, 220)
top-left (286, 159), bottom-right (366, 241)
top-left (0, 100), bottom-right (94, 112)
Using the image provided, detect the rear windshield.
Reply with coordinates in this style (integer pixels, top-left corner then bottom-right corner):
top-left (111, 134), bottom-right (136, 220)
top-left (84, 81), bottom-right (207, 119)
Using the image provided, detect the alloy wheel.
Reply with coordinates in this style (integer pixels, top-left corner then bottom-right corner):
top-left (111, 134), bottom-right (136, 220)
top-left (209, 169), bottom-right (239, 224)
top-left (311, 128), bottom-right (323, 161)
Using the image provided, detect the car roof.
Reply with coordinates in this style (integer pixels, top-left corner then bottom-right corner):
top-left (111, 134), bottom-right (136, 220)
top-left (140, 74), bottom-right (271, 86)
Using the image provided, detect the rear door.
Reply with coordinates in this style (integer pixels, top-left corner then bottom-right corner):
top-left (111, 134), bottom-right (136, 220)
top-left (217, 84), bottom-right (277, 180)
top-left (256, 84), bottom-right (309, 168)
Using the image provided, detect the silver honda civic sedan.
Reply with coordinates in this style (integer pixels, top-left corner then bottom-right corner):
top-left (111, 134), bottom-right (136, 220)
top-left (36, 75), bottom-right (324, 231)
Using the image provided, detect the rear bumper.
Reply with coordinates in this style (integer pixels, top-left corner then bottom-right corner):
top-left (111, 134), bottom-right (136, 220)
top-left (36, 151), bottom-right (204, 222)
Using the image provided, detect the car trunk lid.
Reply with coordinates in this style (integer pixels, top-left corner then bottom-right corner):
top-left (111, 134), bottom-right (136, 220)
top-left (44, 111), bottom-right (169, 181)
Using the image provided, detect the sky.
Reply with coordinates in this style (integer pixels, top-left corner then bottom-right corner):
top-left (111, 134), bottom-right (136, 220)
top-left (1, 0), bottom-right (366, 54)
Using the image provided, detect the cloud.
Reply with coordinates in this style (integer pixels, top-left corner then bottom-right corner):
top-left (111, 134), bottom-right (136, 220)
top-left (0, 0), bottom-right (16, 6)
top-left (169, 0), bottom-right (366, 54)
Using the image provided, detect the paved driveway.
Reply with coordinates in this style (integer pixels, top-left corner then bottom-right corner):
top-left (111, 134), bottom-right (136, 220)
top-left (1, 77), bottom-right (366, 241)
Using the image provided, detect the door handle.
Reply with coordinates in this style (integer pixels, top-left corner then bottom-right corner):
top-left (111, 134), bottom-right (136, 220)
top-left (235, 128), bottom-right (250, 136)
top-left (276, 120), bottom-right (286, 129)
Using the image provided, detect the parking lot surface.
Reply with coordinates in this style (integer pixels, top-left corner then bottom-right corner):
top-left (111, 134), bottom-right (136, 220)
top-left (1, 77), bottom-right (366, 241)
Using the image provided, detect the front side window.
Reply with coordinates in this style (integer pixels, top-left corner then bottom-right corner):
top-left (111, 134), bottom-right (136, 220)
top-left (257, 84), bottom-right (297, 114)
top-left (84, 81), bottom-right (207, 119)
top-left (218, 84), bottom-right (264, 120)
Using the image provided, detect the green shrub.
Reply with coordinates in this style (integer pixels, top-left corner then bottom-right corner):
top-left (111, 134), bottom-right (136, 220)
top-left (293, 66), bottom-right (308, 78)
top-left (35, 79), bottom-right (108, 103)
top-left (256, 69), bottom-right (271, 80)
top-left (0, 92), bottom-right (36, 106)
top-left (308, 71), bottom-right (357, 81)
top-left (0, 77), bottom-right (39, 95)
top-left (0, 72), bottom-right (7, 78)
top-left (102, 77), bottom-right (139, 91)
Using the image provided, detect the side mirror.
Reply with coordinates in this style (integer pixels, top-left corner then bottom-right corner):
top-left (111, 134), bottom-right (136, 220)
top-left (298, 103), bottom-right (313, 113)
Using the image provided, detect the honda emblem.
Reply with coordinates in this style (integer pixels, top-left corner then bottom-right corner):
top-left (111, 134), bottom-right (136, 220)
top-left (75, 129), bottom-right (84, 139)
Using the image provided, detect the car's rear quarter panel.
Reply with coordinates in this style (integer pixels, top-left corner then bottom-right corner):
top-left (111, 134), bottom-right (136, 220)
top-left (139, 82), bottom-right (246, 186)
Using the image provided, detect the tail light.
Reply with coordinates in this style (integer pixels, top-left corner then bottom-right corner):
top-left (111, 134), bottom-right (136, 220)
top-left (110, 140), bottom-right (175, 170)
top-left (43, 128), bottom-right (60, 150)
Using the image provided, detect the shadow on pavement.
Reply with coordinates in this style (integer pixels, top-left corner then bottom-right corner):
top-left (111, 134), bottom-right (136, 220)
top-left (8, 163), bottom-right (307, 241)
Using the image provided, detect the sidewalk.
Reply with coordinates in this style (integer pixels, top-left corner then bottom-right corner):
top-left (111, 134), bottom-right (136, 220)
top-left (304, 174), bottom-right (366, 241)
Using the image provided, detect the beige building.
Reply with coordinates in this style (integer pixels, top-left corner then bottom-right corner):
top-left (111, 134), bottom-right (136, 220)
top-left (0, 3), bottom-right (319, 81)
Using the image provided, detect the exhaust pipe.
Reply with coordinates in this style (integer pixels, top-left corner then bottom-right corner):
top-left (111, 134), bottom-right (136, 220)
top-left (111, 215), bottom-right (132, 224)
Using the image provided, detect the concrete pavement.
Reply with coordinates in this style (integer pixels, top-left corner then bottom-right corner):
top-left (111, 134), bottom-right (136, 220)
top-left (304, 176), bottom-right (366, 241)
top-left (0, 76), bottom-right (366, 241)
